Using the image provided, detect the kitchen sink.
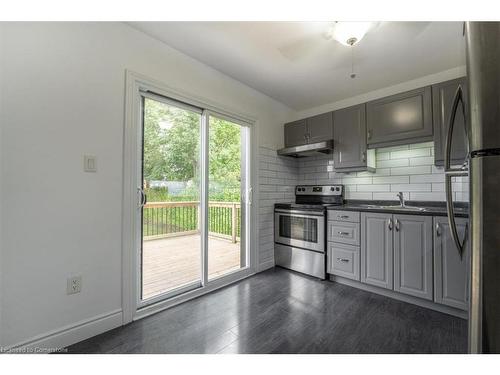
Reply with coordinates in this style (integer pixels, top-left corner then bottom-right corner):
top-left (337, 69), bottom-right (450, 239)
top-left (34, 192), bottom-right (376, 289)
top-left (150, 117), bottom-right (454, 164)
top-left (359, 204), bottom-right (427, 212)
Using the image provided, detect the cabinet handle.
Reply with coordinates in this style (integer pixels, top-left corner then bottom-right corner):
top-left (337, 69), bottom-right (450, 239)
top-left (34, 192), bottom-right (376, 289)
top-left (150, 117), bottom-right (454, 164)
top-left (367, 130), bottom-right (372, 140)
top-left (337, 215), bottom-right (349, 219)
top-left (362, 151), bottom-right (366, 162)
top-left (337, 231), bottom-right (350, 236)
top-left (337, 258), bottom-right (350, 263)
top-left (395, 219), bottom-right (400, 232)
top-left (387, 218), bottom-right (393, 231)
top-left (436, 222), bottom-right (441, 236)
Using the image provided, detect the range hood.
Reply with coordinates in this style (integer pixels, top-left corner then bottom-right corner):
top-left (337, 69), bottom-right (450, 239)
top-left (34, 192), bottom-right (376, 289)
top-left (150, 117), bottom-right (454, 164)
top-left (277, 140), bottom-right (334, 158)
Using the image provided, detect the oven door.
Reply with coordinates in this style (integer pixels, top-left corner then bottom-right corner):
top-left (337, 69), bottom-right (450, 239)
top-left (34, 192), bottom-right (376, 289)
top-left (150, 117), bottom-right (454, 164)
top-left (274, 209), bottom-right (325, 253)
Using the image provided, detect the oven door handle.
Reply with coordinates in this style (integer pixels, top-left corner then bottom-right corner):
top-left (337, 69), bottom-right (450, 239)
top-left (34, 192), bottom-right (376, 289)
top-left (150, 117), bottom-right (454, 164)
top-left (274, 209), bottom-right (325, 217)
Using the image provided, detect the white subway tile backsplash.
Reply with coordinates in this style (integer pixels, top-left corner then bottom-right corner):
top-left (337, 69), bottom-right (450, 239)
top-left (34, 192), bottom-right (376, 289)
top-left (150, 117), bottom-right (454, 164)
top-left (376, 152), bottom-right (390, 161)
top-left (410, 192), bottom-right (446, 201)
top-left (293, 142), bottom-right (468, 202)
top-left (357, 184), bottom-right (390, 192)
top-left (390, 148), bottom-right (430, 159)
top-left (372, 176), bottom-right (410, 184)
top-left (390, 165), bottom-right (432, 176)
top-left (345, 192), bottom-right (373, 200)
top-left (342, 177), bottom-right (373, 185)
top-left (376, 158), bottom-right (409, 168)
top-left (390, 184), bottom-right (431, 192)
top-left (409, 156), bottom-right (435, 166)
top-left (410, 174), bottom-right (445, 183)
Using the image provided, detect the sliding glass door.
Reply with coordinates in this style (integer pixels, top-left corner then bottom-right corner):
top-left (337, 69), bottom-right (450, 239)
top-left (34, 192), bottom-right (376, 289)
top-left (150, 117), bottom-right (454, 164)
top-left (140, 95), bottom-right (203, 300)
top-left (138, 92), bottom-right (249, 305)
top-left (207, 114), bottom-right (247, 280)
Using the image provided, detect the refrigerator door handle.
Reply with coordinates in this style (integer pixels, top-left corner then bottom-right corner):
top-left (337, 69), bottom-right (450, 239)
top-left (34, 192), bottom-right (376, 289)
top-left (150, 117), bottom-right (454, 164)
top-left (445, 174), bottom-right (466, 259)
top-left (444, 84), bottom-right (467, 259)
top-left (444, 84), bottom-right (469, 175)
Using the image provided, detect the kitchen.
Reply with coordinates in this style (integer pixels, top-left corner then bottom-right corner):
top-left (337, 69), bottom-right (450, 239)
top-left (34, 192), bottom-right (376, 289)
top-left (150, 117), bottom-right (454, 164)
top-left (272, 76), bottom-right (470, 320)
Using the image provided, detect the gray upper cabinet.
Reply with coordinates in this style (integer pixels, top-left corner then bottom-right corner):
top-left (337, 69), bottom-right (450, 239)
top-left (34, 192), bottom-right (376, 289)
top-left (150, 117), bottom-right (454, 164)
top-left (307, 112), bottom-right (334, 144)
top-left (284, 119), bottom-right (307, 147)
top-left (434, 216), bottom-right (470, 310)
top-left (366, 86), bottom-right (433, 148)
top-left (361, 212), bottom-right (393, 290)
top-left (432, 78), bottom-right (469, 166)
top-left (284, 113), bottom-right (333, 147)
top-left (393, 215), bottom-right (433, 301)
top-left (333, 104), bottom-right (368, 170)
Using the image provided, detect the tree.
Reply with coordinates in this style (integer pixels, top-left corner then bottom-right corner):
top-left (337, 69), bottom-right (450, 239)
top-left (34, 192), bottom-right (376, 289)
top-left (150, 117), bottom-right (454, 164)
top-left (143, 98), bottom-right (242, 201)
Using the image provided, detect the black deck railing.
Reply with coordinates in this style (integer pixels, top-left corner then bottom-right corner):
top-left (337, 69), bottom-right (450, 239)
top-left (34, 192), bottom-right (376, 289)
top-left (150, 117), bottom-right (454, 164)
top-left (142, 201), bottom-right (241, 242)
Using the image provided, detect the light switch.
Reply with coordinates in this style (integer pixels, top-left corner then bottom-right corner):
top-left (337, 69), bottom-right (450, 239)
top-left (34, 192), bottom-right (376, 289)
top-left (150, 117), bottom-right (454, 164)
top-left (84, 155), bottom-right (97, 172)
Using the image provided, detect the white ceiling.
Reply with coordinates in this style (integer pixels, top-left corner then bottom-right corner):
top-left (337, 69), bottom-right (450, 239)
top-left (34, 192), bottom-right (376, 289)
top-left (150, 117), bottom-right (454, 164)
top-left (128, 22), bottom-right (465, 111)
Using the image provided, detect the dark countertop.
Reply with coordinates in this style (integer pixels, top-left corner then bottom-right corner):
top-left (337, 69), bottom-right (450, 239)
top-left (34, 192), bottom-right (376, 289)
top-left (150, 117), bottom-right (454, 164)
top-left (327, 200), bottom-right (469, 218)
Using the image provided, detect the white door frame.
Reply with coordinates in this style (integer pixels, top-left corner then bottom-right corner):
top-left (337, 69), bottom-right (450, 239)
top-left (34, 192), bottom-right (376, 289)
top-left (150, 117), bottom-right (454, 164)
top-left (122, 71), bottom-right (258, 323)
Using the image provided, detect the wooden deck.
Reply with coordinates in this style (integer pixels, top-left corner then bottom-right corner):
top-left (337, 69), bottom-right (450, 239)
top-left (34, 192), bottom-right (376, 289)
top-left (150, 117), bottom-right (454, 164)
top-left (142, 234), bottom-right (241, 300)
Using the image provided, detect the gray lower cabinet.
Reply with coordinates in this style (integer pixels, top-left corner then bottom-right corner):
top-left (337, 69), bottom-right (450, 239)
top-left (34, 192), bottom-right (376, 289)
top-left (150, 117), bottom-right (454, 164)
top-left (393, 215), bottom-right (433, 300)
top-left (307, 112), bottom-right (333, 144)
top-left (432, 77), bottom-right (469, 166)
top-left (284, 119), bottom-right (307, 147)
top-left (361, 212), bottom-right (394, 290)
top-left (366, 86), bottom-right (433, 147)
top-left (434, 216), bottom-right (470, 310)
top-left (333, 104), bottom-right (370, 171)
top-left (327, 242), bottom-right (360, 281)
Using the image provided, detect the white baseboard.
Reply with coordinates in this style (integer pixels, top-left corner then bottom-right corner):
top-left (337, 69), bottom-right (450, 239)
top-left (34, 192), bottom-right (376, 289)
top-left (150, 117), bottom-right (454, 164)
top-left (257, 259), bottom-right (274, 272)
top-left (6, 309), bottom-right (123, 353)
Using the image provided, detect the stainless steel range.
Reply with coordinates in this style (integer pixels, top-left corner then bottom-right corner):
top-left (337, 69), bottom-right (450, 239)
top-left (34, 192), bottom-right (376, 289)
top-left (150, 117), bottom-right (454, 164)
top-left (274, 185), bottom-right (344, 279)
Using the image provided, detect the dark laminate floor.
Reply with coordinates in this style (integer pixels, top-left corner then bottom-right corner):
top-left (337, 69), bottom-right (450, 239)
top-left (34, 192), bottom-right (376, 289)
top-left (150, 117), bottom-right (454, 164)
top-left (66, 267), bottom-right (467, 354)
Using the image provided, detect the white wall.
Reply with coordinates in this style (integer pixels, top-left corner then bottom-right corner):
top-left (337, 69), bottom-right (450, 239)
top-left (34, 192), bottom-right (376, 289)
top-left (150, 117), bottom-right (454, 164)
top-left (0, 22), bottom-right (296, 348)
top-left (294, 66), bottom-right (467, 120)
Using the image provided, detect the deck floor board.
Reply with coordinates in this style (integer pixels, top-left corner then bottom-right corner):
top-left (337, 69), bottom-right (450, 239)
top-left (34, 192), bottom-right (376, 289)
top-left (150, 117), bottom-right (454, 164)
top-left (142, 234), bottom-right (241, 299)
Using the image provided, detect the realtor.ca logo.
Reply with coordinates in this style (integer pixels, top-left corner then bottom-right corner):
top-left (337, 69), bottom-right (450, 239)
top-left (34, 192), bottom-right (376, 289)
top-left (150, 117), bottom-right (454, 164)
top-left (0, 346), bottom-right (68, 354)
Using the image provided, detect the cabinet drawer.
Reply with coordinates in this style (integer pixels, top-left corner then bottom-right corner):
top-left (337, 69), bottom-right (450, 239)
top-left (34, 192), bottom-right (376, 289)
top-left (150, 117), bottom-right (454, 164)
top-left (328, 210), bottom-right (360, 223)
top-left (327, 221), bottom-right (360, 246)
top-left (327, 242), bottom-right (360, 281)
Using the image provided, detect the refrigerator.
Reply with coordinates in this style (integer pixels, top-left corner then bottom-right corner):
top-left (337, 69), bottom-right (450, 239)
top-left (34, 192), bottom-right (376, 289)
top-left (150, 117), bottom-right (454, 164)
top-left (445, 22), bottom-right (500, 353)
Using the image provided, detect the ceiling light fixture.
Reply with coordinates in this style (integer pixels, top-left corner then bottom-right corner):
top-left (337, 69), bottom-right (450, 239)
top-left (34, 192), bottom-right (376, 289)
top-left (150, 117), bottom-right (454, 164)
top-left (325, 22), bottom-right (373, 79)
top-left (328, 21), bottom-right (373, 46)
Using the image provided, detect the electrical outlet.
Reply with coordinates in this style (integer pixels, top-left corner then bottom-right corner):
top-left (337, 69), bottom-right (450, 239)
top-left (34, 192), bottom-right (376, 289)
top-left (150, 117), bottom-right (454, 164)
top-left (67, 276), bottom-right (82, 295)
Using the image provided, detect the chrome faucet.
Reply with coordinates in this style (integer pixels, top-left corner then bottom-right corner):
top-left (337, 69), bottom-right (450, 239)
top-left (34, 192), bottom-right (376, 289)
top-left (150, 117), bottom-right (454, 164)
top-left (397, 192), bottom-right (405, 207)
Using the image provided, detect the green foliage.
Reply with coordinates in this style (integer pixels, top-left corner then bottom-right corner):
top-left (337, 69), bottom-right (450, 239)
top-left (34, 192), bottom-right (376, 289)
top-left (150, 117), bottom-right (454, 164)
top-left (143, 98), bottom-right (242, 202)
top-left (143, 98), bottom-right (200, 182)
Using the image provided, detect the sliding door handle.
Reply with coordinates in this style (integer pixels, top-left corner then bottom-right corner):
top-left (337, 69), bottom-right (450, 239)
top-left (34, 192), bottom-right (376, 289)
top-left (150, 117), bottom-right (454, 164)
top-left (137, 187), bottom-right (147, 208)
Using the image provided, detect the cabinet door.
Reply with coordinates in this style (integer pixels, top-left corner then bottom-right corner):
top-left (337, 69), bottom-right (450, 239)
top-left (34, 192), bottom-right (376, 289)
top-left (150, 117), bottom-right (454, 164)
top-left (432, 78), bottom-right (469, 166)
top-left (306, 112), bottom-right (333, 144)
top-left (284, 119), bottom-right (307, 147)
top-left (434, 216), bottom-right (470, 310)
top-left (393, 215), bottom-right (433, 300)
top-left (366, 86), bottom-right (433, 147)
top-left (361, 212), bottom-right (393, 290)
top-left (333, 104), bottom-right (367, 169)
